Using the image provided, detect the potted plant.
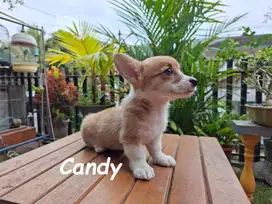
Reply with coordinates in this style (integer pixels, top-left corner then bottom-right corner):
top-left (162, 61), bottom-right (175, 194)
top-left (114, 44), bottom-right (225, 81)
top-left (34, 66), bottom-right (79, 138)
top-left (77, 88), bottom-right (115, 117)
top-left (242, 45), bottom-right (272, 127)
top-left (194, 112), bottom-right (247, 161)
top-left (232, 28), bottom-right (272, 162)
top-left (232, 28), bottom-right (272, 126)
top-left (45, 21), bottom-right (123, 116)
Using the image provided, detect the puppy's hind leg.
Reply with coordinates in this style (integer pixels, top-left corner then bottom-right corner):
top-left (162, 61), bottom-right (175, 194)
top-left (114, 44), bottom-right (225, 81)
top-left (80, 121), bottom-right (105, 154)
top-left (123, 143), bottom-right (155, 180)
top-left (93, 145), bottom-right (106, 153)
top-left (82, 133), bottom-right (105, 153)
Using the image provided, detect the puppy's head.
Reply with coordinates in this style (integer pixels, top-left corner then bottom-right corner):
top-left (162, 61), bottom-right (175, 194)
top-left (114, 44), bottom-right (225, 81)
top-left (114, 53), bottom-right (197, 100)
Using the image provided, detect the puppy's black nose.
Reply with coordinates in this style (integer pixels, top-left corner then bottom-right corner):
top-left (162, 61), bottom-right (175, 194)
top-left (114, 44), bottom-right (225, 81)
top-left (189, 78), bottom-right (197, 87)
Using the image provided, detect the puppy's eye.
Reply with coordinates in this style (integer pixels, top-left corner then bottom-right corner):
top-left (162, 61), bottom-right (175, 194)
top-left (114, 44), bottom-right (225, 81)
top-left (164, 67), bottom-right (174, 75)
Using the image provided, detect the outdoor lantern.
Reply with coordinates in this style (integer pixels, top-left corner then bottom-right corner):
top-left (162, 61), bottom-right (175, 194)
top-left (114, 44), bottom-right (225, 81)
top-left (10, 27), bottom-right (38, 73)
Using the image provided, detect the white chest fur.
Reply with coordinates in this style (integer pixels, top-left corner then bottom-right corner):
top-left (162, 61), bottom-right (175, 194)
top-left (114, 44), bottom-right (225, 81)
top-left (121, 89), bottom-right (170, 144)
top-left (137, 103), bottom-right (169, 143)
top-left (151, 104), bottom-right (169, 133)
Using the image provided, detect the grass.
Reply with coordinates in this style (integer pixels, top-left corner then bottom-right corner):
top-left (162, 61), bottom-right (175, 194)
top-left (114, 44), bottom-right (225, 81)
top-left (232, 165), bottom-right (272, 204)
top-left (254, 181), bottom-right (272, 204)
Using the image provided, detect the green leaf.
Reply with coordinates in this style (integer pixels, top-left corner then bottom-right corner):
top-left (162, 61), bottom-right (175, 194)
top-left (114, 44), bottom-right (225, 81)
top-left (239, 114), bottom-right (247, 120)
top-left (169, 120), bottom-right (177, 131)
top-left (177, 128), bottom-right (184, 135)
top-left (194, 126), bottom-right (207, 136)
top-left (218, 127), bottom-right (231, 136)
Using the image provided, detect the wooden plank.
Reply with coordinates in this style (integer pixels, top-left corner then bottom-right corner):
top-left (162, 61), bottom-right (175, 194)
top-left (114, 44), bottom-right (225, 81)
top-left (80, 134), bottom-right (175, 204)
top-left (0, 139), bottom-right (85, 196)
top-left (80, 157), bottom-right (134, 204)
top-left (0, 132), bottom-right (81, 177)
top-left (35, 151), bottom-right (124, 204)
top-left (200, 137), bottom-right (250, 204)
top-left (0, 126), bottom-right (26, 135)
top-left (168, 136), bottom-right (208, 204)
top-left (0, 126), bottom-right (36, 146)
top-left (1, 148), bottom-right (99, 203)
top-left (124, 134), bottom-right (179, 204)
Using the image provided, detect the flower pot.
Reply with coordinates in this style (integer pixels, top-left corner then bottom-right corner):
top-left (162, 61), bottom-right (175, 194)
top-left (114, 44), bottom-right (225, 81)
top-left (222, 146), bottom-right (235, 162)
top-left (264, 139), bottom-right (272, 162)
top-left (78, 103), bottom-right (115, 117)
top-left (12, 64), bottom-right (37, 73)
top-left (245, 104), bottom-right (272, 127)
top-left (53, 119), bottom-right (70, 139)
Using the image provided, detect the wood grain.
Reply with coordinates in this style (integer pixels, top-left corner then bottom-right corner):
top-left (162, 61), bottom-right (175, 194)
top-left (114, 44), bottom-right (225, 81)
top-left (0, 133), bottom-right (251, 204)
top-left (168, 136), bottom-right (208, 204)
top-left (124, 134), bottom-right (179, 204)
top-left (199, 137), bottom-right (250, 204)
top-left (0, 139), bottom-right (85, 196)
top-left (1, 148), bottom-right (98, 203)
top-left (35, 151), bottom-right (124, 204)
top-left (1, 126), bottom-right (36, 146)
top-left (80, 158), bottom-right (135, 204)
top-left (0, 132), bottom-right (81, 177)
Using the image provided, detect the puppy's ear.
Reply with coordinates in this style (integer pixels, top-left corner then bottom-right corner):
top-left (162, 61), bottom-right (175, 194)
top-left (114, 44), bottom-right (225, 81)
top-left (114, 53), bottom-right (142, 86)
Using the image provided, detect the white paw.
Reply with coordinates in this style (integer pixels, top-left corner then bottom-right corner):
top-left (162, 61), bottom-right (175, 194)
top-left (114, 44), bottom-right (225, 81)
top-left (94, 146), bottom-right (105, 153)
top-left (131, 163), bottom-right (155, 180)
top-left (151, 154), bottom-right (176, 167)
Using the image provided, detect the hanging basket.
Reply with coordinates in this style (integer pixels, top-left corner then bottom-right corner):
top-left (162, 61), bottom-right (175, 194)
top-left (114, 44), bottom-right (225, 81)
top-left (12, 64), bottom-right (37, 73)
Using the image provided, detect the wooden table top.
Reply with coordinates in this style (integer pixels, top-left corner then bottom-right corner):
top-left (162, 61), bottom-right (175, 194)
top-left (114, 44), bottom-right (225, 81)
top-left (0, 133), bottom-right (250, 204)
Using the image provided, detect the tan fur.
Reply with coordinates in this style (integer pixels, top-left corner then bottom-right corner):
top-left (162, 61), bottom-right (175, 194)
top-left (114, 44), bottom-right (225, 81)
top-left (81, 54), bottom-right (197, 180)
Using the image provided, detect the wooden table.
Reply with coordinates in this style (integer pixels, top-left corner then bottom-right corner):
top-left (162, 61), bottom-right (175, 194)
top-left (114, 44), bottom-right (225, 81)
top-left (232, 120), bottom-right (272, 202)
top-left (0, 133), bottom-right (249, 204)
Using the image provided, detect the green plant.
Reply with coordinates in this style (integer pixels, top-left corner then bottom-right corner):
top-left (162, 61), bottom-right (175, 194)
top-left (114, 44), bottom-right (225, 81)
top-left (216, 38), bottom-right (247, 61)
top-left (169, 53), bottom-right (239, 134)
top-left (168, 120), bottom-right (184, 135)
top-left (225, 27), bottom-right (272, 106)
top-left (194, 112), bottom-right (247, 147)
top-left (244, 47), bottom-right (272, 106)
top-left (105, 0), bottom-right (245, 59)
top-left (99, 0), bottom-right (245, 134)
top-left (46, 20), bottom-right (123, 105)
top-left (78, 91), bottom-right (110, 106)
top-left (34, 66), bottom-right (79, 120)
top-left (54, 109), bottom-right (66, 120)
top-left (254, 181), bottom-right (272, 204)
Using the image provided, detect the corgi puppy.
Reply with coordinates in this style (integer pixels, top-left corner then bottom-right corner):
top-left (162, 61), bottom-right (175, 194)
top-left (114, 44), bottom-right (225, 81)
top-left (81, 54), bottom-right (197, 180)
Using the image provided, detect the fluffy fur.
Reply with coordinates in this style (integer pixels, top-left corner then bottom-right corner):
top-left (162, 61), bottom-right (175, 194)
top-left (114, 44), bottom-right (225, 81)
top-left (81, 54), bottom-right (197, 180)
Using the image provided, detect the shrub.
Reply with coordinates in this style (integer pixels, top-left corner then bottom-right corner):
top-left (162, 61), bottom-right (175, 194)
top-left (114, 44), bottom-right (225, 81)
top-left (34, 66), bottom-right (79, 119)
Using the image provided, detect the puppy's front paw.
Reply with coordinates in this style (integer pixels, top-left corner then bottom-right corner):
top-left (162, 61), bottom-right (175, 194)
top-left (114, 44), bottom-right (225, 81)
top-left (151, 154), bottom-right (176, 167)
top-left (132, 163), bottom-right (155, 180)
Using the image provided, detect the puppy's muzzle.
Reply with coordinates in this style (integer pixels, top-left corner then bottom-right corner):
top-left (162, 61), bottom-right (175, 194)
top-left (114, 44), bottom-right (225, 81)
top-left (189, 78), bottom-right (197, 87)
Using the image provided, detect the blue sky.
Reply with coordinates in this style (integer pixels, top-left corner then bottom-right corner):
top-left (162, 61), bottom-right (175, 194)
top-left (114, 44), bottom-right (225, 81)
top-left (0, 0), bottom-right (272, 40)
